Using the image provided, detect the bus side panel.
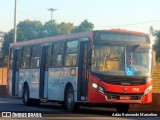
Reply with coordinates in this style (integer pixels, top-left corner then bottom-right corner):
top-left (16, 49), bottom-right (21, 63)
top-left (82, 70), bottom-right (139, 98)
top-left (48, 67), bottom-right (78, 101)
top-left (9, 70), bottom-right (13, 96)
top-left (18, 69), bottom-right (40, 99)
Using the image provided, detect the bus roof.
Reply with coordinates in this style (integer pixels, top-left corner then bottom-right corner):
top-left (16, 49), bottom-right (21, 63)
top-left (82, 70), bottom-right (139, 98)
top-left (10, 30), bottom-right (147, 47)
top-left (10, 31), bottom-right (92, 47)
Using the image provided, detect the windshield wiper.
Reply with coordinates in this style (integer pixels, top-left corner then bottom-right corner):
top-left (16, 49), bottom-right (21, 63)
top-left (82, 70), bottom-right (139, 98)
top-left (131, 44), bottom-right (140, 52)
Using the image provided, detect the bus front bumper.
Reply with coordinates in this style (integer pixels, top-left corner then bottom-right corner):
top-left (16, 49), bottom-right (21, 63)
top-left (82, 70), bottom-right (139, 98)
top-left (104, 90), bottom-right (152, 104)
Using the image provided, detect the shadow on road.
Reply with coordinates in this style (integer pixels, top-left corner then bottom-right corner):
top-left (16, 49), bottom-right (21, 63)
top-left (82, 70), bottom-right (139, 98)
top-left (36, 103), bottom-right (116, 117)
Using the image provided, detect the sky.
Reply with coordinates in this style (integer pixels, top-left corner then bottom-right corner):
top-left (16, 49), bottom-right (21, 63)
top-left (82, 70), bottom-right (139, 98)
top-left (0, 0), bottom-right (160, 38)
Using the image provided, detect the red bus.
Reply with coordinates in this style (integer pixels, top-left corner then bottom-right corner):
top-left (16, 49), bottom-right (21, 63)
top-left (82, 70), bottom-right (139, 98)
top-left (7, 30), bottom-right (152, 112)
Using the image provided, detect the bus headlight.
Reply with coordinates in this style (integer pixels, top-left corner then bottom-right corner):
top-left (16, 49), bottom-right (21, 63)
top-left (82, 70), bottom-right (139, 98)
top-left (143, 85), bottom-right (152, 96)
top-left (92, 83), bottom-right (98, 89)
top-left (92, 83), bottom-right (104, 93)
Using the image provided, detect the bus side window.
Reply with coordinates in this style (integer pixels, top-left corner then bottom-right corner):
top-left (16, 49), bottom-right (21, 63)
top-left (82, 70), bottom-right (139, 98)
top-left (9, 48), bottom-right (13, 69)
top-left (64, 40), bottom-right (78, 66)
top-left (16, 50), bottom-right (21, 70)
top-left (30, 44), bottom-right (41, 68)
top-left (50, 42), bottom-right (64, 67)
top-left (21, 46), bottom-right (31, 68)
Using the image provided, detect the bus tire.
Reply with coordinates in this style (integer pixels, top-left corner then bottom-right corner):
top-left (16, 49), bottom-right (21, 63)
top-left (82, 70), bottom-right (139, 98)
top-left (31, 99), bottom-right (40, 106)
top-left (65, 86), bottom-right (79, 112)
top-left (23, 86), bottom-right (32, 106)
top-left (116, 104), bottom-right (130, 113)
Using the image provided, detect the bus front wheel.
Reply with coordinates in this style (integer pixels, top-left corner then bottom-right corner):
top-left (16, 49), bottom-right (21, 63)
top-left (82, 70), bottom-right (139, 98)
top-left (116, 104), bottom-right (130, 113)
top-left (65, 86), bottom-right (79, 112)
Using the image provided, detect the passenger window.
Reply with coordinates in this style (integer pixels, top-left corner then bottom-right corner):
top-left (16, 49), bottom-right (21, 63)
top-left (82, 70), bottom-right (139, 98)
top-left (64, 40), bottom-right (78, 66)
top-left (21, 46), bottom-right (31, 68)
top-left (16, 50), bottom-right (21, 70)
top-left (65, 54), bottom-right (77, 66)
top-left (30, 45), bottom-right (41, 68)
top-left (50, 42), bottom-right (64, 67)
top-left (66, 41), bottom-right (78, 53)
top-left (9, 48), bottom-right (13, 69)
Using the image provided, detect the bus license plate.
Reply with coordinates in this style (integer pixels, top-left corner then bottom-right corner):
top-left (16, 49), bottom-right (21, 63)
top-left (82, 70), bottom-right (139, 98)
top-left (120, 96), bottom-right (130, 100)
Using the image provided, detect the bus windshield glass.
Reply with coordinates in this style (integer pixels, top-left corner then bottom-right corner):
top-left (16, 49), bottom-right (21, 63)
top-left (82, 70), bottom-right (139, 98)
top-left (126, 46), bottom-right (151, 76)
top-left (91, 45), bottom-right (151, 77)
top-left (91, 45), bottom-right (125, 76)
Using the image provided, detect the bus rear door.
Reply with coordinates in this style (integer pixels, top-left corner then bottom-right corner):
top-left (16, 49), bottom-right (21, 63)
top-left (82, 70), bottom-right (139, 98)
top-left (39, 45), bottom-right (50, 99)
top-left (12, 48), bottom-right (21, 96)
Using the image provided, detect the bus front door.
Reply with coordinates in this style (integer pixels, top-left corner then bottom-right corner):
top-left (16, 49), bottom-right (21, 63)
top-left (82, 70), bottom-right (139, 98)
top-left (78, 41), bottom-right (89, 101)
top-left (12, 49), bottom-right (21, 96)
top-left (39, 46), bottom-right (50, 99)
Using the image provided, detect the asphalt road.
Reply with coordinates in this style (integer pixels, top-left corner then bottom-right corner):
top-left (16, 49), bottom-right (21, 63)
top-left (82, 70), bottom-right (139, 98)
top-left (0, 96), bottom-right (130, 119)
top-left (0, 96), bottom-right (158, 120)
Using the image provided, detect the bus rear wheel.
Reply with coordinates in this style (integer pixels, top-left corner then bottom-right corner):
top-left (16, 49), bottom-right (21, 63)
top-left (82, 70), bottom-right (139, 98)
top-left (23, 86), bottom-right (32, 106)
top-left (31, 99), bottom-right (40, 106)
top-left (65, 86), bottom-right (79, 112)
top-left (23, 86), bottom-right (40, 106)
top-left (116, 104), bottom-right (130, 113)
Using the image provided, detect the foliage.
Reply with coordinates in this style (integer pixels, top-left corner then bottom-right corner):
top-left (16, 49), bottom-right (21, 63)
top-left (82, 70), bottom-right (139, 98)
top-left (2, 30), bottom-right (14, 64)
top-left (0, 50), bottom-right (7, 67)
top-left (42, 20), bottom-right (58, 37)
top-left (0, 50), bottom-right (3, 67)
top-left (57, 22), bottom-right (74, 35)
top-left (150, 26), bottom-right (160, 61)
top-left (1, 19), bottom-right (94, 65)
top-left (17, 19), bottom-right (43, 41)
top-left (73, 20), bottom-right (94, 33)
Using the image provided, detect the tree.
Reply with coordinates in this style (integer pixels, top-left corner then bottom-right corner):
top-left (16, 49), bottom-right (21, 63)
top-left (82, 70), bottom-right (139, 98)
top-left (150, 26), bottom-right (160, 61)
top-left (2, 20), bottom-right (43, 60)
top-left (42, 20), bottom-right (58, 37)
top-left (153, 31), bottom-right (160, 61)
top-left (0, 49), bottom-right (7, 67)
top-left (0, 49), bottom-right (3, 67)
top-left (57, 22), bottom-right (74, 35)
top-left (73, 19), bottom-right (94, 33)
top-left (3, 19), bottom-right (43, 48)
top-left (2, 30), bottom-right (14, 61)
top-left (17, 19), bottom-right (43, 41)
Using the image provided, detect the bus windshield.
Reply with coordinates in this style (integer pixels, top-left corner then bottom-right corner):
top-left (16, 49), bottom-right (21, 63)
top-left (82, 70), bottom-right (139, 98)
top-left (91, 45), bottom-right (151, 77)
top-left (126, 46), bottom-right (151, 76)
top-left (91, 45), bottom-right (125, 76)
